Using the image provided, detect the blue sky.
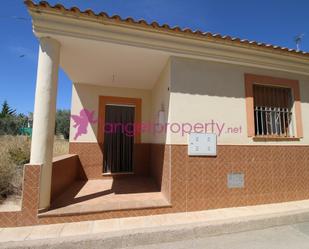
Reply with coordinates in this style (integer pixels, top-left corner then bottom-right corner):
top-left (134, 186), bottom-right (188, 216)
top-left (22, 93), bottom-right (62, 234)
top-left (1, 0), bottom-right (309, 114)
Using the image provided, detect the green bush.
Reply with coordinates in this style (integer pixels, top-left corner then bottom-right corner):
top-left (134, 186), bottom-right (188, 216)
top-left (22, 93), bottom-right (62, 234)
top-left (0, 115), bottom-right (28, 136)
top-left (8, 145), bottom-right (30, 166)
top-left (55, 109), bottom-right (70, 139)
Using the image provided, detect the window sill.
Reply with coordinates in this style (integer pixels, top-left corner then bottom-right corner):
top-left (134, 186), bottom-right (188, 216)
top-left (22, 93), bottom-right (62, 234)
top-left (252, 136), bottom-right (300, 142)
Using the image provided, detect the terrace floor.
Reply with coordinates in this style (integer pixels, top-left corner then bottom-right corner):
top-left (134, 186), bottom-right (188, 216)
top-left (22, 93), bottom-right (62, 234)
top-left (40, 176), bottom-right (170, 217)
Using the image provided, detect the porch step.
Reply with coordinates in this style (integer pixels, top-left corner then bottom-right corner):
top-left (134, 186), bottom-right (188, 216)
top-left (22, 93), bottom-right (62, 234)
top-left (39, 177), bottom-right (171, 217)
top-left (39, 194), bottom-right (171, 217)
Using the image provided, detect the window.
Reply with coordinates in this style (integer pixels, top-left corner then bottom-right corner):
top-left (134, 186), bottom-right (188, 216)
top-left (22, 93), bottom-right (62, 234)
top-left (253, 85), bottom-right (294, 137)
top-left (245, 74), bottom-right (303, 139)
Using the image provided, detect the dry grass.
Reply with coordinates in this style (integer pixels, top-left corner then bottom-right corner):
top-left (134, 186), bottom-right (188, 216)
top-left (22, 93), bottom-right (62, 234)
top-left (0, 135), bottom-right (29, 201)
top-left (53, 138), bottom-right (69, 157)
top-left (0, 135), bottom-right (31, 152)
top-left (0, 135), bottom-right (69, 202)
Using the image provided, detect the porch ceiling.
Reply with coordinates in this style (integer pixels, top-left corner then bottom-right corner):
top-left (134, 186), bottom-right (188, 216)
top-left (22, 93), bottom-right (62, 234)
top-left (55, 35), bottom-right (169, 89)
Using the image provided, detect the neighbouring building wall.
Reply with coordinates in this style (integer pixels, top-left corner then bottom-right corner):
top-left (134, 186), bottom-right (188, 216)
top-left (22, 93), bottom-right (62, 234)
top-left (169, 56), bottom-right (309, 145)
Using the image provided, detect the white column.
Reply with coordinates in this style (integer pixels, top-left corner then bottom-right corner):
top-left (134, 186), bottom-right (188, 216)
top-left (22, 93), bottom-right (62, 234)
top-left (30, 37), bottom-right (60, 209)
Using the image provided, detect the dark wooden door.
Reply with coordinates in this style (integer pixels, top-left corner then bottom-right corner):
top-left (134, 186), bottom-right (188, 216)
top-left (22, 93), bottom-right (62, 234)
top-left (103, 105), bottom-right (135, 173)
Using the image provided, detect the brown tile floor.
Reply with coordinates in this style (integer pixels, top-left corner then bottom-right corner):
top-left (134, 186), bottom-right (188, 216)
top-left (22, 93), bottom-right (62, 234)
top-left (40, 176), bottom-right (170, 217)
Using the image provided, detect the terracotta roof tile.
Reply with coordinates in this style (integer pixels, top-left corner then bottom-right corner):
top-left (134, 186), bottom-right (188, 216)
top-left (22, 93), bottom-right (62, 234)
top-left (24, 0), bottom-right (309, 58)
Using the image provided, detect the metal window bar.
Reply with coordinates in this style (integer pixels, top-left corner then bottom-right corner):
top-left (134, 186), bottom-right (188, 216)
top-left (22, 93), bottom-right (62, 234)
top-left (289, 111), bottom-right (295, 137)
top-left (254, 106), bottom-right (294, 137)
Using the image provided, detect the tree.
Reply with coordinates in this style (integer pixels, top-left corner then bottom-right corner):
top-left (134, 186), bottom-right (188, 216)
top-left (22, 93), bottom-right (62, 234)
top-left (0, 114), bottom-right (28, 136)
top-left (0, 101), bottom-right (16, 118)
top-left (0, 101), bottom-right (23, 135)
top-left (55, 109), bottom-right (70, 139)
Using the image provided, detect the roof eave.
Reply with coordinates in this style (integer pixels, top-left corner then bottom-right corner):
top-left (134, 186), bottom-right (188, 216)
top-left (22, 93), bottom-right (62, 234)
top-left (25, 0), bottom-right (309, 76)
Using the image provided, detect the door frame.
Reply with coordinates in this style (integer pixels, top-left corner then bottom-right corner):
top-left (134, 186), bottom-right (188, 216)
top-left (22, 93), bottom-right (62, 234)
top-left (98, 96), bottom-right (142, 145)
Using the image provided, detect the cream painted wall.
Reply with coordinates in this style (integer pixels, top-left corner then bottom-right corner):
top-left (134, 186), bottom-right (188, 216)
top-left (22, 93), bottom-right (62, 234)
top-left (70, 83), bottom-right (152, 143)
top-left (69, 57), bottom-right (309, 145)
top-left (150, 60), bottom-right (171, 144)
top-left (169, 56), bottom-right (309, 145)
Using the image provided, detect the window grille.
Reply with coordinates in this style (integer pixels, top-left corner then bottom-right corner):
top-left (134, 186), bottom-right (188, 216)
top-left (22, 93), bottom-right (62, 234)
top-left (253, 84), bottom-right (294, 137)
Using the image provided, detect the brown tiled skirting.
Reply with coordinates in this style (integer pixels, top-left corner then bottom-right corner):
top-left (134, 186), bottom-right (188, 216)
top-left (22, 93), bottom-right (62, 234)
top-left (0, 164), bottom-right (40, 227)
top-left (171, 145), bottom-right (309, 212)
top-left (149, 144), bottom-right (171, 202)
top-left (1, 144), bottom-right (309, 227)
top-left (50, 155), bottom-right (86, 202)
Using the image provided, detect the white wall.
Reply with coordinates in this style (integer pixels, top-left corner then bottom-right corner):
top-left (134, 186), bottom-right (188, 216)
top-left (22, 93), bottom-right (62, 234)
top-left (169, 56), bottom-right (309, 145)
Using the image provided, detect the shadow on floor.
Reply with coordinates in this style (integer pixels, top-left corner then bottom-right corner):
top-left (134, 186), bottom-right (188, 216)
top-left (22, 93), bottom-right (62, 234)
top-left (50, 176), bottom-right (161, 209)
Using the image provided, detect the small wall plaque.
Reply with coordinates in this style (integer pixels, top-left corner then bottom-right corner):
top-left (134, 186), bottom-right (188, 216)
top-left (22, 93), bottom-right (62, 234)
top-left (188, 133), bottom-right (217, 156)
top-left (227, 173), bottom-right (244, 189)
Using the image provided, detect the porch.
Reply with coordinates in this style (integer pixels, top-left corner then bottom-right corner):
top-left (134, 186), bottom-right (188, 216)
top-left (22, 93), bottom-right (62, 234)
top-left (37, 144), bottom-right (171, 217)
top-left (21, 21), bottom-right (173, 215)
top-left (40, 176), bottom-right (170, 217)
top-left (26, 4), bottom-right (172, 210)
